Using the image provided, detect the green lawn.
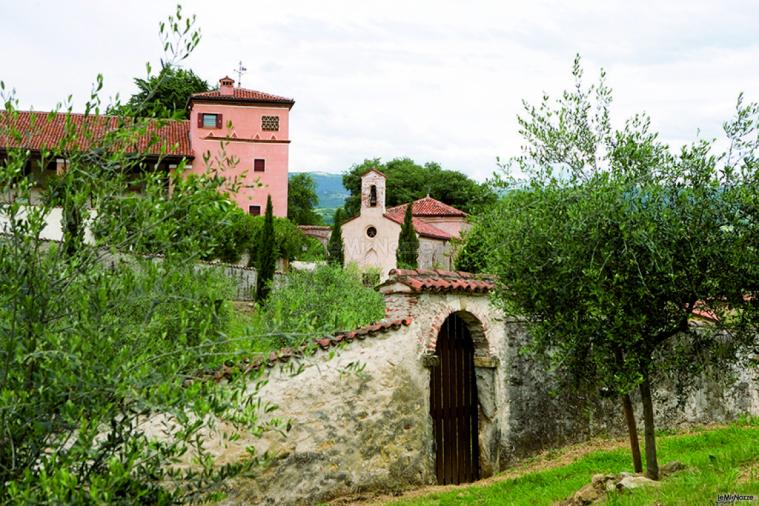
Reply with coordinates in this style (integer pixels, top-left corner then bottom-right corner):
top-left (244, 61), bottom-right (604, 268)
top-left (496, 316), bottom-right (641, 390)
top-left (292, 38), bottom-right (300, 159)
top-left (393, 418), bottom-right (759, 506)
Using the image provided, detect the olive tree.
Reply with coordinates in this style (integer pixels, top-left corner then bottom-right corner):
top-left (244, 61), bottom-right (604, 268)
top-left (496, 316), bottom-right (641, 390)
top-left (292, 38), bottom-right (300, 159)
top-left (482, 56), bottom-right (758, 479)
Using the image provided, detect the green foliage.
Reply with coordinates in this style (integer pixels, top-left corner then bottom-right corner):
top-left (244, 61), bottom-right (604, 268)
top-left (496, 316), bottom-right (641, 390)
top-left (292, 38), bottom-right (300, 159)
top-left (288, 173), bottom-right (323, 225)
top-left (93, 170), bottom-right (256, 264)
top-left (453, 220), bottom-right (489, 273)
top-left (484, 55), bottom-right (759, 478)
top-left (341, 157), bottom-right (496, 217)
top-left (108, 66), bottom-right (209, 119)
top-left (0, 7), bottom-right (281, 502)
top-left (327, 208), bottom-right (344, 266)
top-left (245, 213), bottom-right (323, 264)
top-left (397, 203), bottom-right (419, 269)
top-left (256, 195), bottom-right (276, 300)
top-left (241, 265), bottom-right (386, 350)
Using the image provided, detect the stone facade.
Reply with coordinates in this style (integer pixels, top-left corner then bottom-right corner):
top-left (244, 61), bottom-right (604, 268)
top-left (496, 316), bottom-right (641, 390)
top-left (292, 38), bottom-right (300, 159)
top-left (208, 270), bottom-right (758, 504)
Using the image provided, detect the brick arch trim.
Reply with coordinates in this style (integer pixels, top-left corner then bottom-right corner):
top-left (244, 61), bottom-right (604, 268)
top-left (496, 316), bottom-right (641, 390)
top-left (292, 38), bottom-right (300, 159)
top-left (423, 305), bottom-right (492, 357)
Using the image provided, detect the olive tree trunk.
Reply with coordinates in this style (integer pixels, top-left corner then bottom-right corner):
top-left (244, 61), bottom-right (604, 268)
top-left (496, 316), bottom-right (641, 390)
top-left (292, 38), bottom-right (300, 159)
top-left (621, 393), bottom-right (643, 473)
top-left (639, 376), bottom-right (659, 480)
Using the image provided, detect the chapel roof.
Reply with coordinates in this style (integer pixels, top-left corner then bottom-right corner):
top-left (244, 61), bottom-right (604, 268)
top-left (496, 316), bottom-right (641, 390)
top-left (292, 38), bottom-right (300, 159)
top-left (386, 196), bottom-right (467, 218)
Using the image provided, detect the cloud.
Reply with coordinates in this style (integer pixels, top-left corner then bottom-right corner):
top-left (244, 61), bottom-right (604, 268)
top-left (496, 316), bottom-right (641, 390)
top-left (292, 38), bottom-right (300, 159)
top-left (2, 0), bottom-right (758, 181)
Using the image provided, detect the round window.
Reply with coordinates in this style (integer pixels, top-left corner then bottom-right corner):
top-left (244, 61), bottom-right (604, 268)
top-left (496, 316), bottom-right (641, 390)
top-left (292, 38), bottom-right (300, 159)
top-left (366, 226), bottom-right (377, 238)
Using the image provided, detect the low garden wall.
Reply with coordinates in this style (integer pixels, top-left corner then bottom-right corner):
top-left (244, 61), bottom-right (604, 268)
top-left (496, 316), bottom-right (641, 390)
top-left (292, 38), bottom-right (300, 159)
top-left (201, 269), bottom-right (758, 505)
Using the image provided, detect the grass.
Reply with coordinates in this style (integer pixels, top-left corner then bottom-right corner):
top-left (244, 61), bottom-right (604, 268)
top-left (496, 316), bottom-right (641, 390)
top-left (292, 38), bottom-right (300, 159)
top-left (389, 418), bottom-right (759, 506)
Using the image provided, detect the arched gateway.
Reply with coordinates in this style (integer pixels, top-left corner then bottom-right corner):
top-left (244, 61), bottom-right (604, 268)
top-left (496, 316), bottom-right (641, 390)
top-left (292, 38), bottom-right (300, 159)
top-left (429, 314), bottom-right (480, 484)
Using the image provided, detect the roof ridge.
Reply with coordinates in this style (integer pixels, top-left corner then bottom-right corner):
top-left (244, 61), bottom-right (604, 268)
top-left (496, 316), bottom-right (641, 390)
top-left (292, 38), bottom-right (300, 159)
top-left (383, 212), bottom-right (452, 240)
top-left (379, 269), bottom-right (496, 294)
top-left (1, 109), bottom-right (189, 124)
top-left (386, 196), bottom-right (467, 217)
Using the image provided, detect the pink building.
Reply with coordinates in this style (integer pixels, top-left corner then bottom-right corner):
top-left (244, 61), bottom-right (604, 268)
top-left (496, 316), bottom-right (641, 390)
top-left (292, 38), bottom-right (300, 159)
top-left (0, 76), bottom-right (295, 217)
top-left (188, 77), bottom-right (294, 217)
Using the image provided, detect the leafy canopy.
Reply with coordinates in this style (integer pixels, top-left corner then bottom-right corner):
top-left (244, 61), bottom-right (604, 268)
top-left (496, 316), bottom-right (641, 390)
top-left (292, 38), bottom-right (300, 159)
top-left (288, 172), bottom-right (323, 225)
top-left (109, 66), bottom-right (209, 119)
top-left (480, 55), bottom-right (758, 479)
top-left (341, 157), bottom-right (496, 217)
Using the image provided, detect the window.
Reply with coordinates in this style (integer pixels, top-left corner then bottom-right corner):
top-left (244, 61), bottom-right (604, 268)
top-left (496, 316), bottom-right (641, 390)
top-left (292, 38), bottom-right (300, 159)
top-left (254, 159), bottom-right (266, 172)
top-left (366, 226), bottom-right (377, 238)
top-left (198, 113), bottom-right (222, 129)
top-left (249, 205), bottom-right (261, 216)
top-left (369, 185), bottom-right (377, 207)
top-left (262, 115), bottom-right (279, 131)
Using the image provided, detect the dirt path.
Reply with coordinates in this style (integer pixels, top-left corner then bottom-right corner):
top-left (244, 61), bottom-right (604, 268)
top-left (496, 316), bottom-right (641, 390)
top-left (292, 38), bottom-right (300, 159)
top-left (328, 424), bottom-right (727, 505)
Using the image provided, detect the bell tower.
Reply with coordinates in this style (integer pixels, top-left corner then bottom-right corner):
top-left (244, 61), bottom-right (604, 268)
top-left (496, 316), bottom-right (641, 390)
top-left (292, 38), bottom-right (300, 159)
top-left (360, 168), bottom-right (386, 215)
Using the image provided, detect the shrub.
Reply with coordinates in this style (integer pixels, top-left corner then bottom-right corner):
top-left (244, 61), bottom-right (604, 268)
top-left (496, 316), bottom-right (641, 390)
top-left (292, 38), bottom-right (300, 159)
top-left (93, 171), bottom-right (256, 263)
top-left (245, 264), bottom-right (386, 349)
top-left (246, 213), bottom-right (321, 264)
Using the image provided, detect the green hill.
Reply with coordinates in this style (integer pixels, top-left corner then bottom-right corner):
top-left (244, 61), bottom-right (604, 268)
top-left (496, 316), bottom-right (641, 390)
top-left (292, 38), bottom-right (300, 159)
top-left (289, 171), bottom-right (348, 224)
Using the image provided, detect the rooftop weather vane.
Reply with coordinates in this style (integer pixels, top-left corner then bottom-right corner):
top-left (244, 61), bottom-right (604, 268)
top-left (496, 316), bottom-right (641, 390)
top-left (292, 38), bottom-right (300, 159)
top-left (235, 61), bottom-right (247, 88)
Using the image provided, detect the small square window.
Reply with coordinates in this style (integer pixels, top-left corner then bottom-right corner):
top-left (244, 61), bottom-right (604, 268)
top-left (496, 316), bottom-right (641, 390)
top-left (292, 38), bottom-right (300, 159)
top-left (254, 159), bottom-right (265, 172)
top-left (249, 205), bottom-right (261, 216)
top-left (262, 115), bottom-right (279, 131)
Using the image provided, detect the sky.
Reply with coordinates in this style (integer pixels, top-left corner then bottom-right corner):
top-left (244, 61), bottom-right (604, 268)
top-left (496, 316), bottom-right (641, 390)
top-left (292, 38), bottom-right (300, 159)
top-left (2, 0), bottom-right (759, 181)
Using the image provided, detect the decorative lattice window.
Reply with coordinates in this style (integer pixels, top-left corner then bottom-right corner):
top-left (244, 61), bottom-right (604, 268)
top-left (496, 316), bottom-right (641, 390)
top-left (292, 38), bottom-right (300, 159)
top-left (262, 115), bottom-right (279, 131)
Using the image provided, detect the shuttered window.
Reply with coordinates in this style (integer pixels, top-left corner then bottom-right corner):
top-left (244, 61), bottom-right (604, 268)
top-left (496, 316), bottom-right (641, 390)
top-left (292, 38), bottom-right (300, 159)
top-left (254, 159), bottom-right (265, 172)
top-left (198, 113), bottom-right (222, 129)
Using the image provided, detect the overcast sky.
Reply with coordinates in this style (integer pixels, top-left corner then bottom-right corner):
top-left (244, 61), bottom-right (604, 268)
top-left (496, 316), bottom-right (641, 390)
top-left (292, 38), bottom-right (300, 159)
top-left (2, 0), bottom-right (758, 181)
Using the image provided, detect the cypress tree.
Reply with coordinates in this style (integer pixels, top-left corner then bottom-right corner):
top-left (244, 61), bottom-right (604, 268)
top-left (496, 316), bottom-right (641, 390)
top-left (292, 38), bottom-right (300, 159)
top-left (396, 203), bottom-right (419, 269)
top-left (327, 208), bottom-right (344, 266)
top-left (256, 195), bottom-right (276, 300)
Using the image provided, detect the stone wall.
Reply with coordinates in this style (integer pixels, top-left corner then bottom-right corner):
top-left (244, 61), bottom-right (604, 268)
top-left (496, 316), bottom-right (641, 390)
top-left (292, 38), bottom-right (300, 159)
top-left (207, 270), bottom-right (758, 504)
top-left (215, 324), bottom-right (436, 505)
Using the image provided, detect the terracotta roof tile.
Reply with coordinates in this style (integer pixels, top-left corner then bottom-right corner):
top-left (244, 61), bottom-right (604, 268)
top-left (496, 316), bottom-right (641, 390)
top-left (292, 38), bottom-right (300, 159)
top-left (386, 196), bottom-right (467, 218)
top-left (0, 110), bottom-right (192, 157)
top-left (207, 318), bottom-right (413, 382)
top-left (383, 212), bottom-right (452, 240)
top-left (381, 269), bottom-right (495, 294)
top-left (191, 87), bottom-right (294, 107)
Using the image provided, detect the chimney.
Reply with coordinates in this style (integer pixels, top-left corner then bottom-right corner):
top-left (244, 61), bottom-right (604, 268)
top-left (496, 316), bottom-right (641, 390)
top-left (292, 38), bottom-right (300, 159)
top-left (219, 76), bottom-right (235, 96)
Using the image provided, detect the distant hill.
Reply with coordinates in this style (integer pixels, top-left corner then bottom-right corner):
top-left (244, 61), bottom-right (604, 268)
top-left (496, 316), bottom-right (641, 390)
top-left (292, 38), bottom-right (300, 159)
top-left (289, 171), bottom-right (348, 224)
top-left (294, 171), bottom-right (348, 208)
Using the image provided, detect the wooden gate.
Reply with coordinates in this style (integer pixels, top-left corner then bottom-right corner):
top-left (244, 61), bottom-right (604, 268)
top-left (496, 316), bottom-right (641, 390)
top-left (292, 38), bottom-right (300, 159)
top-left (429, 314), bottom-right (480, 485)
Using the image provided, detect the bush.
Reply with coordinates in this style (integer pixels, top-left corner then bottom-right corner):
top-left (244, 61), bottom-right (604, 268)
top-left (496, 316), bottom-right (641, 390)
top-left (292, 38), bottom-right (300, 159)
top-left (246, 215), bottom-right (322, 264)
top-left (243, 265), bottom-right (386, 349)
top-left (93, 171), bottom-right (256, 264)
top-left (454, 219), bottom-right (490, 273)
